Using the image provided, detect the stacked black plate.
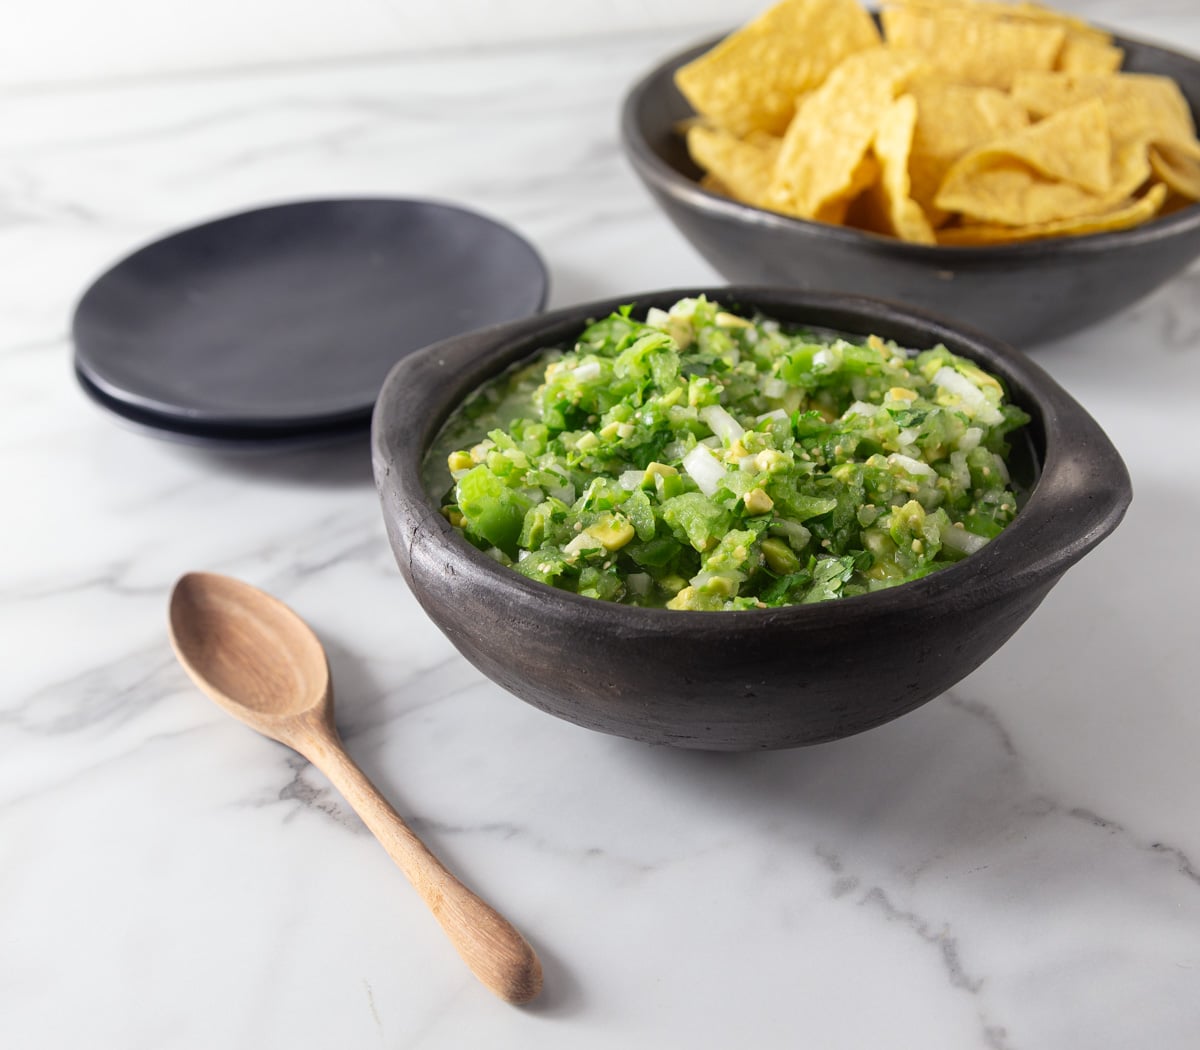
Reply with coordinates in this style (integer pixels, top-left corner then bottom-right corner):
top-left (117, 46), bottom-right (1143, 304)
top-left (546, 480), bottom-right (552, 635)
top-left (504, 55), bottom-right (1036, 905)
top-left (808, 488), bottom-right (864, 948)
top-left (72, 198), bottom-right (548, 447)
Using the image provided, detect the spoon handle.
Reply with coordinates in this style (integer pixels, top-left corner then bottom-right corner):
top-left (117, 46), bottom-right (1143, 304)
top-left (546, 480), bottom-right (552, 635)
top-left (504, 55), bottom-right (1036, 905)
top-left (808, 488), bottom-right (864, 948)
top-left (298, 723), bottom-right (543, 1005)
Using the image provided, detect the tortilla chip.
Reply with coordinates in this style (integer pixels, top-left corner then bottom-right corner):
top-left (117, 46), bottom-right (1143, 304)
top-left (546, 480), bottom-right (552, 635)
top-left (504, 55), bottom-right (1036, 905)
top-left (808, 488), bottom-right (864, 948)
top-left (937, 182), bottom-right (1169, 243)
top-left (881, 4), bottom-right (1064, 90)
top-left (1108, 139), bottom-right (1156, 199)
top-left (674, 0), bottom-right (880, 137)
top-left (861, 94), bottom-right (937, 242)
top-left (1012, 71), bottom-right (1196, 147)
top-left (887, 0), bottom-right (1121, 74)
top-left (815, 154), bottom-right (882, 224)
top-left (937, 164), bottom-right (1096, 226)
top-left (981, 97), bottom-right (1112, 193)
top-left (767, 47), bottom-right (925, 218)
top-left (699, 173), bottom-right (731, 196)
top-left (1149, 140), bottom-right (1200, 201)
top-left (934, 100), bottom-right (1148, 225)
top-left (687, 126), bottom-right (781, 207)
top-left (908, 81), bottom-right (1030, 223)
top-left (956, 135), bottom-right (1142, 224)
top-left (935, 146), bottom-right (1151, 227)
top-left (888, 0), bottom-right (1104, 33)
top-left (1057, 35), bottom-right (1124, 75)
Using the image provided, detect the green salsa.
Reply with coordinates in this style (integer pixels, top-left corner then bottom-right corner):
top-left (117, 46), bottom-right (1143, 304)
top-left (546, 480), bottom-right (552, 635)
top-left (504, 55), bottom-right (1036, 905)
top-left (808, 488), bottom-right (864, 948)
top-left (425, 297), bottom-right (1030, 610)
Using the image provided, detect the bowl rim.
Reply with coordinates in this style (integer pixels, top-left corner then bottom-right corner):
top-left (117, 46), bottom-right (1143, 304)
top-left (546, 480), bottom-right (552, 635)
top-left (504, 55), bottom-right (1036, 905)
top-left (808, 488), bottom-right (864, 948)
top-left (618, 28), bottom-right (1200, 259)
top-left (372, 286), bottom-right (1132, 635)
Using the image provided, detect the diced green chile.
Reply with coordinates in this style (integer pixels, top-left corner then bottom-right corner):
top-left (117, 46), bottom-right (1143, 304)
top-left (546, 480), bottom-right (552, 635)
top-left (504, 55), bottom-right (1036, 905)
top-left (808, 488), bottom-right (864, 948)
top-left (455, 466), bottom-right (533, 556)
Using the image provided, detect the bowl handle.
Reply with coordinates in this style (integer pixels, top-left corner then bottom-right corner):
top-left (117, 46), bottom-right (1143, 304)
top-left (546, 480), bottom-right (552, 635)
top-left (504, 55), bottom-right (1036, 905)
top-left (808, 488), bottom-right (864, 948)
top-left (1011, 395), bottom-right (1133, 584)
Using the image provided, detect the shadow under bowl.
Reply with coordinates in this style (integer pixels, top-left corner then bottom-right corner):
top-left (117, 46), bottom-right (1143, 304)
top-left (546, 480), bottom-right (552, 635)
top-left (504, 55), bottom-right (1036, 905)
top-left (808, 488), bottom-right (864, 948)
top-left (372, 288), bottom-right (1131, 750)
top-left (619, 30), bottom-right (1200, 349)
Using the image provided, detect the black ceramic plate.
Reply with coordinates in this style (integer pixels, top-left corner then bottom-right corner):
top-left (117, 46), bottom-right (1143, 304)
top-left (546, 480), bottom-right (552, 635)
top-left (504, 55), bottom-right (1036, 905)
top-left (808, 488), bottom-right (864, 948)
top-left (73, 365), bottom-right (366, 449)
top-left (72, 198), bottom-right (549, 437)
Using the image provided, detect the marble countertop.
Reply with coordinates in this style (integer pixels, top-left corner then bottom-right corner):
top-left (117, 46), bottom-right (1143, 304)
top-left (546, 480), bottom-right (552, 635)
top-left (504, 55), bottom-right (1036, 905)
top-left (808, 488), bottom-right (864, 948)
top-left (4, 13), bottom-right (1199, 1049)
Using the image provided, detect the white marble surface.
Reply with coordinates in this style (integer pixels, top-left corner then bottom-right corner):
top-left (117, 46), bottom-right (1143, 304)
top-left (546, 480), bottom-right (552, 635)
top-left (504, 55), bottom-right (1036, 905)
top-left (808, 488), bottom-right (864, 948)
top-left (6, 0), bottom-right (1194, 87)
top-left (3, 10), bottom-right (1200, 1049)
top-left (1, 0), bottom-right (771, 88)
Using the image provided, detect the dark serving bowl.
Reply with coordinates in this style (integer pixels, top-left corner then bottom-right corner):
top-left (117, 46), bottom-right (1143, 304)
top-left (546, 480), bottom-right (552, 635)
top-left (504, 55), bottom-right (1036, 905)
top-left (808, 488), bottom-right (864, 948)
top-left (619, 31), bottom-right (1200, 348)
top-left (372, 288), bottom-right (1131, 751)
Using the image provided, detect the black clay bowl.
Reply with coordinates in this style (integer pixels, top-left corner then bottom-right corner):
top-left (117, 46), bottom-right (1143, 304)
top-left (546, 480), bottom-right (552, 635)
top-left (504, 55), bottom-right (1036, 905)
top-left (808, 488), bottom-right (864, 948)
top-left (372, 288), bottom-right (1131, 751)
top-left (620, 31), bottom-right (1200, 348)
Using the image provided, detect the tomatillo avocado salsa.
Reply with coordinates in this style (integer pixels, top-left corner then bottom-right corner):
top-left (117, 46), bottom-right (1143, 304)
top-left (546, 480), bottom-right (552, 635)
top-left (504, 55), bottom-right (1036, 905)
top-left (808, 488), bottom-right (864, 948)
top-left (425, 298), bottom-right (1030, 610)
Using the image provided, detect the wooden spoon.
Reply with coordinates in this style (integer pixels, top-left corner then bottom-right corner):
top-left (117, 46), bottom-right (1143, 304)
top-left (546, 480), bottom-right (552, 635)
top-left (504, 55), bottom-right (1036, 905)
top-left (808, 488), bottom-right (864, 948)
top-left (167, 571), bottom-right (543, 1005)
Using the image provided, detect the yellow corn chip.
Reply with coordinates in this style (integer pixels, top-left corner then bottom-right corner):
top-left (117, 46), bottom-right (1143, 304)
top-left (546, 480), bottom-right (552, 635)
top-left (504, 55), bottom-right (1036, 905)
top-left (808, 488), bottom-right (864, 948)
top-left (767, 47), bottom-right (925, 218)
top-left (934, 99), bottom-right (1137, 225)
top-left (881, 5), bottom-right (1064, 90)
top-left (908, 81), bottom-right (1030, 224)
top-left (935, 159), bottom-right (1154, 228)
top-left (674, 0), bottom-right (880, 137)
top-left (934, 148), bottom-right (1151, 227)
top-left (1149, 140), bottom-right (1200, 201)
top-left (888, 0), bottom-right (1121, 73)
top-left (1108, 139), bottom-right (1155, 200)
top-left (933, 105), bottom-right (1153, 226)
top-left (1011, 71), bottom-right (1196, 147)
top-left (815, 154), bottom-right (882, 224)
top-left (936, 182), bottom-right (1169, 243)
top-left (687, 126), bottom-right (781, 207)
top-left (861, 94), bottom-right (937, 243)
top-left (887, 0), bottom-right (1105, 35)
top-left (1057, 35), bottom-right (1124, 75)
top-left (959, 97), bottom-right (1113, 194)
top-left (937, 164), bottom-right (1096, 226)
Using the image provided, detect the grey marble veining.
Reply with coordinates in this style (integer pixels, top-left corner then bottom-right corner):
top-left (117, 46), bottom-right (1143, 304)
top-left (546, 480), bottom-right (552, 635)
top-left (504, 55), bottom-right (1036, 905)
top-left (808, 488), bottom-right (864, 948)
top-left (2, 13), bottom-right (1199, 1050)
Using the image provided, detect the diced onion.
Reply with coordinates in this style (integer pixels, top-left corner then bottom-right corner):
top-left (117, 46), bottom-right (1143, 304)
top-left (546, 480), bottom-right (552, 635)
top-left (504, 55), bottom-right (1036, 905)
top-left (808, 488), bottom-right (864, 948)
top-left (812, 347), bottom-right (841, 373)
top-left (683, 444), bottom-right (726, 497)
top-left (669, 298), bottom-right (700, 320)
top-left (887, 452), bottom-right (936, 477)
top-left (756, 408), bottom-right (789, 423)
top-left (933, 367), bottom-right (1002, 425)
top-left (958, 427), bottom-right (983, 452)
top-left (564, 532), bottom-right (603, 556)
top-left (933, 366), bottom-right (981, 406)
top-left (760, 377), bottom-right (788, 399)
top-left (619, 469), bottom-right (644, 490)
top-left (844, 400), bottom-right (878, 420)
top-left (699, 404), bottom-right (745, 445)
top-left (941, 524), bottom-right (989, 556)
top-left (991, 452), bottom-right (1010, 484)
top-left (572, 360), bottom-right (601, 382)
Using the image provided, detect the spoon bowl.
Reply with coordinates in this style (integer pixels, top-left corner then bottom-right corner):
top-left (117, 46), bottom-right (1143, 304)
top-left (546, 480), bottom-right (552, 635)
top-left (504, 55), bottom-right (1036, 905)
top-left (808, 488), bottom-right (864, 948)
top-left (168, 571), bottom-right (543, 1004)
top-left (169, 572), bottom-right (328, 720)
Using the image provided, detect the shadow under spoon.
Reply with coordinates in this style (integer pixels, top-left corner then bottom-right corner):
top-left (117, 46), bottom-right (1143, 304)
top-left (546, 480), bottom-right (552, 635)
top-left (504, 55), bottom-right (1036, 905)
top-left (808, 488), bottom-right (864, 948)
top-left (167, 571), bottom-right (543, 1005)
